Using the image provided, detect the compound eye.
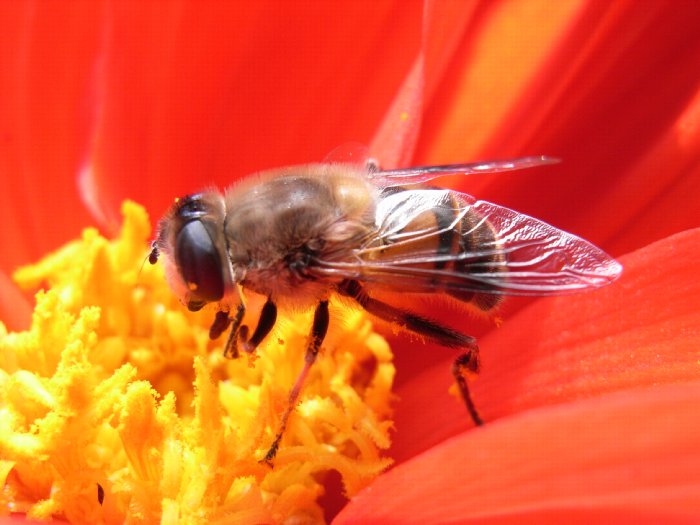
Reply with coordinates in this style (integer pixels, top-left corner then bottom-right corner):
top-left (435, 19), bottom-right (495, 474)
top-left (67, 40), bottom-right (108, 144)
top-left (175, 220), bottom-right (224, 307)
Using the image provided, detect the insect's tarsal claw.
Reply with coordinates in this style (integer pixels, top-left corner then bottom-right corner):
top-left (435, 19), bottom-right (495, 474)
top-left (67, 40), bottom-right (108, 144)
top-left (223, 345), bottom-right (239, 360)
top-left (259, 457), bottom-right (275, 469)
top-left (260, 444), bottom-right (278, 468)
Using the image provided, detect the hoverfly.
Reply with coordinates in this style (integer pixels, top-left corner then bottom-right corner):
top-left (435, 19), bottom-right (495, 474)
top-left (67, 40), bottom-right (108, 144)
top-left (149, 145), bottom-right (622, 464)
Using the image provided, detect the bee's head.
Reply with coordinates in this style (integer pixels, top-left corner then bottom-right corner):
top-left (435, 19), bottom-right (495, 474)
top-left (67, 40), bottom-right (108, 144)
top-left (152, 191), bottom-right (232, 311)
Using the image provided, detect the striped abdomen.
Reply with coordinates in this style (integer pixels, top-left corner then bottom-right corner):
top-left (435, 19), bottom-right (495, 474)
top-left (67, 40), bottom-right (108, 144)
top-left (366, 187), bottom-right (505, 312)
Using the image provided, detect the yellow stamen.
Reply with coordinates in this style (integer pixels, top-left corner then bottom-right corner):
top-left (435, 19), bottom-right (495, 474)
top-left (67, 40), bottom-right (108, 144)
top-left (1, 201), bottom-right (394, 524)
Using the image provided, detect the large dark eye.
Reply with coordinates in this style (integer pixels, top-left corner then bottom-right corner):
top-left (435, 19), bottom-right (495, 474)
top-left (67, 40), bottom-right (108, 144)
top-left (175, 220), bottom-right (224, 309)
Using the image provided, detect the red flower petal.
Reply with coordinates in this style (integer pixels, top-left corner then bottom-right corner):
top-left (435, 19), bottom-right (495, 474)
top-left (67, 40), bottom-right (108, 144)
top-left (0, 2), bottom-right (100, 273)
top-left (370, 1), bottom-right (480, 168)
top-left (335, 382), bottom-right (700, 524)
top-left (417, 1), bottom-right (700, 253)
top-left (75, 1), bottom-right (430, 231)
top-left (384, 0), bottom-right (700, 426)
top-left (392, 227), bottom-right (700, 462)
top-left (418, 0), bottom-right (586, 161)
top-left (0, 1), bottom-right (427, 274)
top-left (0, 270), bottom-right (31, 331)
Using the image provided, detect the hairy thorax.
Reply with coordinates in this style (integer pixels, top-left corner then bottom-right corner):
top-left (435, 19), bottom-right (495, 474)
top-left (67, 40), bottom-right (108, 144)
top-left (223, 165), bottom-right (376, 303)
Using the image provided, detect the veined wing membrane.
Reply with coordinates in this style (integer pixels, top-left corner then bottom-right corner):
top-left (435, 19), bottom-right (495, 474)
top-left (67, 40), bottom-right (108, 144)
top-left (312, 188), bottom-right (622, 296)
top-left (370, 156), bottom-right (559, 187)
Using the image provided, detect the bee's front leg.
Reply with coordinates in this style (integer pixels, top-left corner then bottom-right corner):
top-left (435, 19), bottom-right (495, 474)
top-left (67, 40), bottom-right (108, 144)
top-left (209, 304), bottom-right (246, 359)
top-left (261, 299), bottom-right (329, 467)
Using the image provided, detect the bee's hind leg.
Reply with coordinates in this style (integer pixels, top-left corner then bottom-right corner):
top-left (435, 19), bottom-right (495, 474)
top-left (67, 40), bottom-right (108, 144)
top-left (452, 345), bottom-right (484, 426)
top-left (261, 300), bottom-right (330, 466)
top-left (337, 279), bottom-right (484, 427)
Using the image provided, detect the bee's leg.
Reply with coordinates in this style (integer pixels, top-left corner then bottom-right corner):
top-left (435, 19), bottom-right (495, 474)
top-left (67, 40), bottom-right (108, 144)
top-left (337, 280), bottom-right (473, 347)
top-left (261, 300), bottom-right (329, 466)
top-left (209, 305), bottom-right (246, 359)
top-left (452, 345), bottom-right (484, 426)
top-left (338, 279), bottom-right (484, 426)
top-left (210, 310), bottom-right (233, 340)
top-left (240, 298), bottom-right (277, 354)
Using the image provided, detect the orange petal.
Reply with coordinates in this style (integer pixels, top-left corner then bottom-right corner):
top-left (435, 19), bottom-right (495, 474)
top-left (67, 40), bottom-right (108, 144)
top-left (0, 2), bottom-right (99, 274)
top-left (0, 270), bottom-right (31, 331)
top-left (416, 1), bottom-right (700, 255)
top-left (335, 382), bottom-right (700, 524)
top-left (418, 0), bottom-right (586, 161)
top-left (76, 1), bottom-right (426, 231)
top-left (391, 227), bottom-right (700, 462)
top-left (370, 1), bottom-right (481, 167)
top-left (0, 1), bottom-right (427, 274)
top-left (384, 0), bottom-right (700, 420)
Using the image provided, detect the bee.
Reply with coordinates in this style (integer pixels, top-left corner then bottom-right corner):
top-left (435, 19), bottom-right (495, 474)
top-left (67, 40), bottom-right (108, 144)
top-left (149, 145), bottom-right (622, 464)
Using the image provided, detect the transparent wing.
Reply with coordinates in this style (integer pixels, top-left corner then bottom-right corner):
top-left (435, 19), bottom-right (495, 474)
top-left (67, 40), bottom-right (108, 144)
top-left (311, 188), bottom-right (622, 296)
top-left (323, 142), bottom-right (372, 168)
top-left (323, 143), bottom-right (558, 187)
top-left (370, 156), bottom-right (559, 187)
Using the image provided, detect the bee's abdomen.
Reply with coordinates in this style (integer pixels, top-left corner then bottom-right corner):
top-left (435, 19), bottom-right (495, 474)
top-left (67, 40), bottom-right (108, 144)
top-left (444, 192), bottom-right (504, 311)
top-left (377, 188), bottom-right (504, 312)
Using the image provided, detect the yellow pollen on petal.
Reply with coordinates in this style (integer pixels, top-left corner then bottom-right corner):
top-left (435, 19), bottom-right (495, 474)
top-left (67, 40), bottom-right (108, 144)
top-left (0, 201), bottom-right (395, 524)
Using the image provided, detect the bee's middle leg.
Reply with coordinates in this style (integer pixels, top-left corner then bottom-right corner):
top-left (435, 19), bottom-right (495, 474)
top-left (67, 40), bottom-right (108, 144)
top-left (240, 298), bottom-right (277, 353)
top-left (261, 299), bottom-right (329, 466)
top-left (337, 279), bottom-right (484, 426)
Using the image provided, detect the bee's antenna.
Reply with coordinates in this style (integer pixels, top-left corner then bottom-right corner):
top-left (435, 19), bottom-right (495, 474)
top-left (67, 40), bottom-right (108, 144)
top-left (148, 240), bottom-right (160, 265)
top-left (138, 241), bottom-right (159, 277)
